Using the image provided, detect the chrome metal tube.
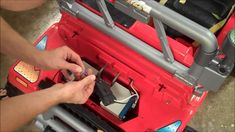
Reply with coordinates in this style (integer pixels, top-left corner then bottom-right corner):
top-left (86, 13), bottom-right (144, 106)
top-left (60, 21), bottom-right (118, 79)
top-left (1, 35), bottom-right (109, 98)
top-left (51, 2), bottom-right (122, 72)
top-left (36, 114), bottom-right (71, 132)
top-left (49, 106), bottom-right (94, 132)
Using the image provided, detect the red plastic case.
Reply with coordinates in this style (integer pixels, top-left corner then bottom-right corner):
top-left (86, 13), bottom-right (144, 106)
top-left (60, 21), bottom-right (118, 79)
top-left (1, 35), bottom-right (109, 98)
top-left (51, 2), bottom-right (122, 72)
top-left (7, 2), bottom-right (235, 132)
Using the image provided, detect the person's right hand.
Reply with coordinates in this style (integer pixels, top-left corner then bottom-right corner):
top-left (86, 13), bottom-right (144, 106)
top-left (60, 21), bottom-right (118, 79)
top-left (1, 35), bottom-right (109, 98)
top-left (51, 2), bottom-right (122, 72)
top-left (37, 46), bottom-right (84, 75)
top-left (53, 69), bottom-right (96, 104)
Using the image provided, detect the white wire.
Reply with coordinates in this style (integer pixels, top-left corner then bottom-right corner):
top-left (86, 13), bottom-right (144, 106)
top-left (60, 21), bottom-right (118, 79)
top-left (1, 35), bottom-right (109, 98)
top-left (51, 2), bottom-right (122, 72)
top-left (114, 94), bottom-right (137, 103)
top-left (114, 81), bottom-right (139, 104)
top-left (130, 81), bottom-right (139, 100)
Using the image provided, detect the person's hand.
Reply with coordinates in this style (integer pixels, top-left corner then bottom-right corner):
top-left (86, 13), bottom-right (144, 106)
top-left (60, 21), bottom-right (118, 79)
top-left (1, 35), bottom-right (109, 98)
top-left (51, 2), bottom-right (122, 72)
top-left (37, 46), bottom-right (84, 74)
top-left (53, 69), bottom-right (96, 104)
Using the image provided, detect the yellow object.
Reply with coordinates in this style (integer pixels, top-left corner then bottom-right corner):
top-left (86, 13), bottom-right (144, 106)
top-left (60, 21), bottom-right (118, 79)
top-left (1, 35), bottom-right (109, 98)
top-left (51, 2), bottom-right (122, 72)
top-left (16, 77), bottom-right (28, 87)
top-left (210, 5), bottom-right (235, 33)
top-left (193, 5), bottom-right (234, 47)
top-left (179, 0), bottom-right (186, 4)
top-left (159, 0), bottom-right (168, 5)
top-left (97, 129), bottom-right (104, 132)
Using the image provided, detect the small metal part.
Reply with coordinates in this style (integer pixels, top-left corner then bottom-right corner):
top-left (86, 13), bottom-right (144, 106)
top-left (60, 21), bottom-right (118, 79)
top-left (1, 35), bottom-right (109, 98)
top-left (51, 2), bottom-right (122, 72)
top-left (193, 85), bottom-right (204, 97)
top-left (96, 64), bottom-right (108, 78)
top-left (96, 0), bottom-right (115, 28)
top-left (111, 72), bottom-right (121, 86)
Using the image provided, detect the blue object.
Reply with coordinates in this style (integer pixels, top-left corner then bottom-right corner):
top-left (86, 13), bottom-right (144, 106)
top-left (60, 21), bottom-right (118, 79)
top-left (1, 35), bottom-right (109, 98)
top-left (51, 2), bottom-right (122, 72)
top-left (118, 96), bottom-right (136, 120)
top-left (35, 35), bottom-right (48, 50)
top-left (156, 121), bottom-right (182, 132)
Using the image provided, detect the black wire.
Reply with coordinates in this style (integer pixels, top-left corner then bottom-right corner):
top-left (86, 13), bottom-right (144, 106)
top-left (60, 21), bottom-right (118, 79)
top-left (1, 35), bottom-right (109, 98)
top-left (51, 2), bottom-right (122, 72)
top-left (52, 70), bottom-right (62, 81)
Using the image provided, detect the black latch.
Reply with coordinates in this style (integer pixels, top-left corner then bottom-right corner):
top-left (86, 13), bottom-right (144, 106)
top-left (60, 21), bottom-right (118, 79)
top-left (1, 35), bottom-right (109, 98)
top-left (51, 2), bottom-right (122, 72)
top-left (94, 64), bottom-right (119, 106)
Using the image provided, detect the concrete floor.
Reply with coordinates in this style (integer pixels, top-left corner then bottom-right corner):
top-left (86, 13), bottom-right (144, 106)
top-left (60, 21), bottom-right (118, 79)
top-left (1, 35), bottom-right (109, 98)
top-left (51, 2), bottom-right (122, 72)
top-left (0, 1), bottom-right (234, 132)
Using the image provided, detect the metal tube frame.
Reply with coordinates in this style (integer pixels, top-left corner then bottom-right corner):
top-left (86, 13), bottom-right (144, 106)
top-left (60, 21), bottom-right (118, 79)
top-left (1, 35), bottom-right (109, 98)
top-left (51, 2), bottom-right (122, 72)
top-left (59, 0), bottom-right (188, 73)
top-left (36, 114), bottom-right (72, 132)
top-left (153, 18), bottom-right (174, 63)
top-left (35, 106), bottom-right (94, 132)
top-left (58, 0), bottom-right (228, 91)
top-left (50, 106), bottom-right (94, 132)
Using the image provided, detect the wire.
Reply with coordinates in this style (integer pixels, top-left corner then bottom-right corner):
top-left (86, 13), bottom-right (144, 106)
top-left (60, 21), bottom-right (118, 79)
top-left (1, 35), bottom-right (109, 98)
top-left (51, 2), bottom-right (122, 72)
top-left (114, 94), bottom-right (137, 103)
top-left (130, 81), bottom-right (139, 108)
top-left (114, 81), bottom-right (139, 104)
top-left (130, 81), bottom-right (139, 101)
top-left (52, 70), bottom-right (61, 81)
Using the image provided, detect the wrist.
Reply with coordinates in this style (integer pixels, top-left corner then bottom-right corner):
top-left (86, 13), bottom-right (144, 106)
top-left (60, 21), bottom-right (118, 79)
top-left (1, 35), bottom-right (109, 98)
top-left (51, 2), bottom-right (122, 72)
top-left (48, 83), bottom-right (66, 104)
top-left (33, 50), bottom-right (49, 69)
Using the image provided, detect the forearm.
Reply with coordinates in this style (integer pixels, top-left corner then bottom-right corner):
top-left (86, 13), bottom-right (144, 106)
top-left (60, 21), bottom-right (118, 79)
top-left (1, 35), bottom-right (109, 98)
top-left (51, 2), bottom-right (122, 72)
top-left (0, 86), bottom-right (62, 132)
top-left (0, 74), bottom-right (95, 131)
top-left (0, 0), bottom-right (46, 11)
top-left (0, 17), bottom-right (43, 66)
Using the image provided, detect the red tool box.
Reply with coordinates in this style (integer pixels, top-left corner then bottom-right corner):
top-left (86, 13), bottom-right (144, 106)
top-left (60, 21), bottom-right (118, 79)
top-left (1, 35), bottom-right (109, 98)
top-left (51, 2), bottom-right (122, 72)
top-left (6, 0), bottom-right (235, 131)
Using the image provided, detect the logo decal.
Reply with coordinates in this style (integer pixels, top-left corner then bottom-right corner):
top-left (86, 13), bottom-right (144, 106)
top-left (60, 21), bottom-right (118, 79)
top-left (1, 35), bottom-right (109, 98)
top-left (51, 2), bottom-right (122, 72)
top-left (156, 121), bottom-right (182, 132)
top-left (36, 35), bottom-right (48, 50)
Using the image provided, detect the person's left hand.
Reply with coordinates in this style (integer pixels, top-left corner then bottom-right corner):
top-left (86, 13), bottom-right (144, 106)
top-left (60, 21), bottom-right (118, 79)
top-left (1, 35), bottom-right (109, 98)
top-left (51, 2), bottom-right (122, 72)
top-left (53, 69), bottom-right (96, 104)
top-left (37, 46), bottom-right (84, 74)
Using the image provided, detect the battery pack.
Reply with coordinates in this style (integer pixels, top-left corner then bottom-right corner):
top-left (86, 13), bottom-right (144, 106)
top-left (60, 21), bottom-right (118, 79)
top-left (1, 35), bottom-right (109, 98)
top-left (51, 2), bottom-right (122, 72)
top-left (100, 83), bottom-right (135, 119)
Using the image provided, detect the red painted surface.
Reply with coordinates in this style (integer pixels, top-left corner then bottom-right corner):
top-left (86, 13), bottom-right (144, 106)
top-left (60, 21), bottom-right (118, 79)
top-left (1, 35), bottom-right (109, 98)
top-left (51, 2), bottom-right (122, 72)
top-left (7, 2), bottom-right (234, 132)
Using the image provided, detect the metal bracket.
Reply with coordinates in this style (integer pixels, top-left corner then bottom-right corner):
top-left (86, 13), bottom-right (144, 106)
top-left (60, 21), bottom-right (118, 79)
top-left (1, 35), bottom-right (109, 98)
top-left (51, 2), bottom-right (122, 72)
top-left (58, 0), bottom-right (79, 16)
top-left (111, 72), bottom-right (121, 86)
top-left (96, 64), bottom-right (121, 86)
top-left (153, 18), bottom-right (174, 63)
top-left (96, 63), bottom-right (108, 79)
top-left (114, 0), bottom-right (150, 23)
top-left (96, 0), bottom-right (115, 28)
